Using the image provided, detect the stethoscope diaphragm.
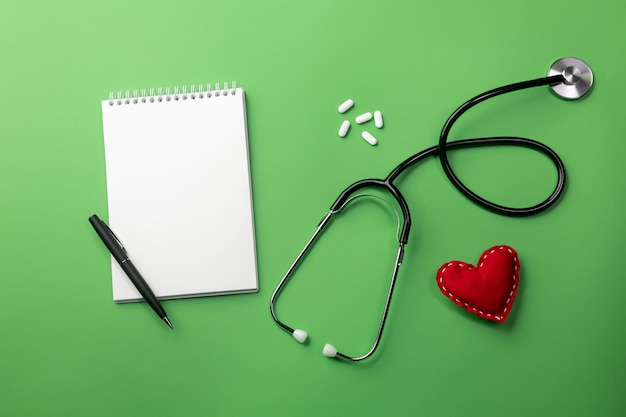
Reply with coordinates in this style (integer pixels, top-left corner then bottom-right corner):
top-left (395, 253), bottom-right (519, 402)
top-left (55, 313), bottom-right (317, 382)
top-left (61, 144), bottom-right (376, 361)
top-left (548, 57), bottom-right (593, 99)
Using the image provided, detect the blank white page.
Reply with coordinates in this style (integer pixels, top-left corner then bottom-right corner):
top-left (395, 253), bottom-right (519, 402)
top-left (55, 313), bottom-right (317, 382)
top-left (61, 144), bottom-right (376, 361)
top-left (101, 87), bottom-right (258, 302)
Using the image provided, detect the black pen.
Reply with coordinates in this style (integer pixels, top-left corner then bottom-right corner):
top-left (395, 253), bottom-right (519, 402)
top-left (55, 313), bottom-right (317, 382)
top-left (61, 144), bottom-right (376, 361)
top-left (89, 214), bottom-right (173, 329)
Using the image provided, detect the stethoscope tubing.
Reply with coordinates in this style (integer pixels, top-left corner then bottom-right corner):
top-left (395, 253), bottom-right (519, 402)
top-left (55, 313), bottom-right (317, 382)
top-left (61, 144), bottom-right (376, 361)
top-left (269, 211), bottom-right (333, 335)
top-left (436, 74), bottom-right (566, 216)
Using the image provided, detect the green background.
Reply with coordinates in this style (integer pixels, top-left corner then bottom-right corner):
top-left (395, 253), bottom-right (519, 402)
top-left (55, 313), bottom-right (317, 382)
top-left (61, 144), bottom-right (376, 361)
top-left (1, 0), bottom-right (624, 416)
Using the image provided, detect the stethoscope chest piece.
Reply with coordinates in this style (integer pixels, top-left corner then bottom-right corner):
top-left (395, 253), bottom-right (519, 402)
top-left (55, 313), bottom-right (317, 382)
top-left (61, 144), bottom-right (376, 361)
top-left (548, 57), bottom-right (593, 99)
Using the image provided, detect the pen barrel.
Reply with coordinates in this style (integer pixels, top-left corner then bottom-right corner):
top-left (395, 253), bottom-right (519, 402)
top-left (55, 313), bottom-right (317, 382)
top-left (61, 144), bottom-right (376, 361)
top-left (121, 260), bottom-right (167, 319)
top-left (88, 215), bottom-right (127, 263)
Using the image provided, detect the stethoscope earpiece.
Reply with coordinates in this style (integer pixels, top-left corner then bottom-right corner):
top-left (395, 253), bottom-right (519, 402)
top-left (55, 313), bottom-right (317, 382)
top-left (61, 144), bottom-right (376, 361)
top-left (322, 344), bottom-right (338, 358)
top-left (292, 329), bottom-right (308, 343)
top-left (548, 57), bottom-right (593, 99)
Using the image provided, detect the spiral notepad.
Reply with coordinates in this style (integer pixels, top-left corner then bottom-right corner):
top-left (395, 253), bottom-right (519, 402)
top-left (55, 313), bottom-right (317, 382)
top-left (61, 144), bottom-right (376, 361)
top-left (100, 83), bottom-right (258, 302)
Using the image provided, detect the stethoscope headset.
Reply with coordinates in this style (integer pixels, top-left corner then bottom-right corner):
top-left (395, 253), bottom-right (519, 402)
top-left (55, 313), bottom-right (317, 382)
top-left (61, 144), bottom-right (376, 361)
top-left (270, 57), bottom-right (594, 362)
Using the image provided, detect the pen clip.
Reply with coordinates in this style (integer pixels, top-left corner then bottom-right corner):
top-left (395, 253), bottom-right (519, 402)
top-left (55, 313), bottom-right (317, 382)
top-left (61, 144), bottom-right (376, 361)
top-left (100, 218), bottom-right (128, 255)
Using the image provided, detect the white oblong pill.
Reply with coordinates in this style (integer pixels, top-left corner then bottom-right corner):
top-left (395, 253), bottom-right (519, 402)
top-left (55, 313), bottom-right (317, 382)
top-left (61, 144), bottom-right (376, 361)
top-left (338, 99), bottom-right (354, 113)
top-left (374, 110), bottom-right (383, 128)
top-left (361, 131), bottom-right (377, 146)
top-left (338, 120), bottom-right (350, 137)
top-left (355, 112), bottom-right (372, 124)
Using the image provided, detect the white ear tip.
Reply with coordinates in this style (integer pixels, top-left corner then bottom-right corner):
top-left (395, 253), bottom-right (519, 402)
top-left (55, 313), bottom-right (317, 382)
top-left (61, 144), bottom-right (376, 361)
top-left (292, 329), bottom-right (308, 343)
top-left (323, 343), bottom-right (338, 357)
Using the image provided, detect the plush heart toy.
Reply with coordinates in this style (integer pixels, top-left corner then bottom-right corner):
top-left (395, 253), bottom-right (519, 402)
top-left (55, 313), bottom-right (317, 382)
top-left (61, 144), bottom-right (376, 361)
top-left (436, 245), bottom-right (519, 323)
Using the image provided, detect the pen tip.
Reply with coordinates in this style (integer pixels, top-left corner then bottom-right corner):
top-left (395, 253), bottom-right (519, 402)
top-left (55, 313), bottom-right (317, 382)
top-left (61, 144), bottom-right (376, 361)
top-left (164, 317), bottom-right (173, 329)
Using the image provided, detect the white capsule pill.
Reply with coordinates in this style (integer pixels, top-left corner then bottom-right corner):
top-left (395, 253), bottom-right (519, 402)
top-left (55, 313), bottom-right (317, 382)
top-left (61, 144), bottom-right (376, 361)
top-left (338, 120), bottom-right (350, 138)
top-left (355, 112), bottom-right (372, 124)
top-left (374, 110), bottom-right (383, 128)
top-left (361, 131), bottom-right (377, 146)
top-left (338, 99), bottom-right (354, 113)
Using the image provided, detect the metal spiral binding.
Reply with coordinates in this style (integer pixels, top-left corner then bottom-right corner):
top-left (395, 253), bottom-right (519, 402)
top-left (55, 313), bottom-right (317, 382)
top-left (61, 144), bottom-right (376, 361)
top-left (107, 82), bottom-right (238, 106)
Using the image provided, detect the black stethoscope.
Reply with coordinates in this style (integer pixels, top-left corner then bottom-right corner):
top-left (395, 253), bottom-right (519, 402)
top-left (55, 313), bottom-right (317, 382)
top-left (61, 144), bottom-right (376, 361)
top-left (270, 57), bottom-right (594, 361)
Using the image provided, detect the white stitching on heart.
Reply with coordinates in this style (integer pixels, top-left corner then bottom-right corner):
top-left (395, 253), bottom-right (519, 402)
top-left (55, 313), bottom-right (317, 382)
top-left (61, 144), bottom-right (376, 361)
top-left (437, 245), bottom-right (519, 323)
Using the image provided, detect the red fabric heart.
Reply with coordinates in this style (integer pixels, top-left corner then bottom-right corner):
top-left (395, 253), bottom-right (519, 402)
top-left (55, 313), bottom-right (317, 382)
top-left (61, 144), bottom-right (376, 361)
top-left (436, 245), bottom-right (519, 323)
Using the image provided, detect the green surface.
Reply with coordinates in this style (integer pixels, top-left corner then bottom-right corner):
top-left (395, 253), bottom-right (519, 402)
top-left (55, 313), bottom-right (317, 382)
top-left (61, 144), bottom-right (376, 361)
top-left (1, 1), bottom-right (625, 416)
